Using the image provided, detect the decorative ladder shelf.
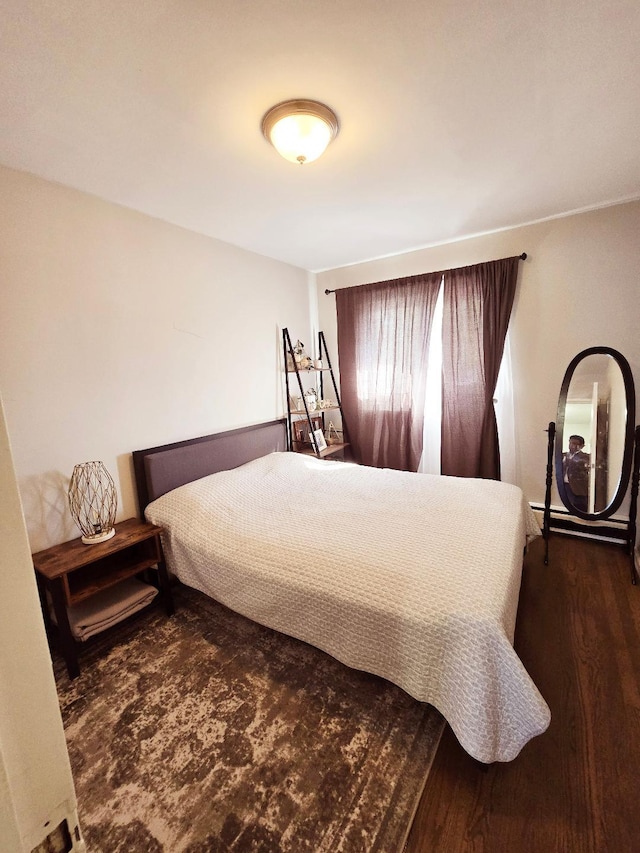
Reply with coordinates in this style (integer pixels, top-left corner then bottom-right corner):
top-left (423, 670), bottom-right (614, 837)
top-left (283, 328), bottom-right (349, 459)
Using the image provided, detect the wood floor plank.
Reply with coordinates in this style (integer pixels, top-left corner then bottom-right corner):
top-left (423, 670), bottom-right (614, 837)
top-left (405, 535), bottom-right (640, 853)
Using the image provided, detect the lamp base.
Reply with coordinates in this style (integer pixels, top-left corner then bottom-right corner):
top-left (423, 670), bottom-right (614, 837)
top-left (81, 527), bottom-right (116, 545)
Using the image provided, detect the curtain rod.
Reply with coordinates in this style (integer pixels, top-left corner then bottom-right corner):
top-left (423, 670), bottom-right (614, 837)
top-left (323, 252), bottom-right (527, 295)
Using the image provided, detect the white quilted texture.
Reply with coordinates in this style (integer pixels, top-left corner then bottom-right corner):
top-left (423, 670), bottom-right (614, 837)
top-left (146, 452), bottom-right (550, 763)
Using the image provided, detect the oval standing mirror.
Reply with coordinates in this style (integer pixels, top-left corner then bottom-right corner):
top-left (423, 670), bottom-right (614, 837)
top-left (555, 347), bottom-right (635, 520)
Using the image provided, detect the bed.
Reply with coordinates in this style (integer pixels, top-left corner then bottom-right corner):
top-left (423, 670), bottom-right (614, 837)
top-left (133, 419), bottom-right (550, 764)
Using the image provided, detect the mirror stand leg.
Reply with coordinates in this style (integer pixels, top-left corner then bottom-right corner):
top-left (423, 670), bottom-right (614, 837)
top-left (628, 426), bottom-right (640, 584)
top-left (543, 422), bottom-right (555, 566)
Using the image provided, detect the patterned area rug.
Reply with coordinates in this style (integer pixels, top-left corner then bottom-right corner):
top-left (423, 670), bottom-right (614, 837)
top-left (54, 584), bottom-right (444, 852)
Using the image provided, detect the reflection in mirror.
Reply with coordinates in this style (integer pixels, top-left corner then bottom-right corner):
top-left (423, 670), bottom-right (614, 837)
top-left (555, 348), bottom-right (635, 520)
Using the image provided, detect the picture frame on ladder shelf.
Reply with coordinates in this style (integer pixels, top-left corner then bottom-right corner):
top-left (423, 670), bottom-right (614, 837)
top-left (312, 429), bottom-right (327, 452)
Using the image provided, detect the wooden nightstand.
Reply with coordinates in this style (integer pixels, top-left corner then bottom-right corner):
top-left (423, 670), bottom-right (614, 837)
top-left (33, 517), bottom-right (174, 679)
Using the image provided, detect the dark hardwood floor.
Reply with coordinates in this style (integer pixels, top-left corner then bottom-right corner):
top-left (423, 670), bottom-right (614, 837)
top-left (405, 534), bottom-right (640, 853)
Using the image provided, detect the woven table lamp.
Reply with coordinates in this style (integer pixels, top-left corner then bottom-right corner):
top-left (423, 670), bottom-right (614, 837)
top-left (68, 461), bottom-right (117, 544)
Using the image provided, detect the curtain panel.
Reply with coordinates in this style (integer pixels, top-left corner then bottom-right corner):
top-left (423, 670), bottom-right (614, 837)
top-left (441, 257), bottom-right (519, 480)
top-left (336, 273), bottom-right (441, 471)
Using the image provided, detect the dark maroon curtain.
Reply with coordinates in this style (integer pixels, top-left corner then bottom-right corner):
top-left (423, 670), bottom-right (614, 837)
top-left (441, 257), bottom-right (519, 479)
top-left (336, 273), bottom-right (441, 471)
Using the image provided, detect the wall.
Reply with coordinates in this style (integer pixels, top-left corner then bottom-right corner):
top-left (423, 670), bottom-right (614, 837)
top-left (0, 166), bottom-right (311, 551)
top-left (0, 393), bottom-right (83, 851)
top-left (317, 201), bottom-right (640, 508)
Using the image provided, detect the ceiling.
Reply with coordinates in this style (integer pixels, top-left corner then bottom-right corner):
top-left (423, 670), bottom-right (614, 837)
top-left (1, 1), bottom-right (639, 272)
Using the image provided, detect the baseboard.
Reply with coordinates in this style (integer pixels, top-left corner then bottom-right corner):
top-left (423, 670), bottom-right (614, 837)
top-left (529, 502), bottom-right (629, 546)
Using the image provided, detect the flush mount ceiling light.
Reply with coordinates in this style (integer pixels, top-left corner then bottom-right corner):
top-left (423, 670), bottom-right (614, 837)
top-left (261, 99), bottom-right (339, 165)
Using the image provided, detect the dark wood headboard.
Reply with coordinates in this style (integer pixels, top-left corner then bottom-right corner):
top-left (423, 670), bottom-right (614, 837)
top-left (133, 418), bottom-right (287, 513)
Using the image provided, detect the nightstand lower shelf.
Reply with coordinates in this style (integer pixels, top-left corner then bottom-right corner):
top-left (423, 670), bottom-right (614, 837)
top-left (33, 518), bottom-right (174, 679)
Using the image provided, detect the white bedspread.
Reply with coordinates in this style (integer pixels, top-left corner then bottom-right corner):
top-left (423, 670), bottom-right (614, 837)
top-left (146, 452), bottom-right (550, 763)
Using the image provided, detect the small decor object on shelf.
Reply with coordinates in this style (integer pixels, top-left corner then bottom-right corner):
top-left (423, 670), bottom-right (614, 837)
top-left (325, 423), bottom-right (342, 445)
top-left (304, 388), bottom-right (318, 411)
top-left (292, 340), bottom-right (313, 369)
top-left (313, 358), bottom-right (323, 369)
top-left (294, 417), bottom-right (322, 445)
top-left (68, 461), bottom-right (117, 545)
top-left (293, 423), bottom-right (304, 445)
top-left (293, 422), bottom-right (308, 445)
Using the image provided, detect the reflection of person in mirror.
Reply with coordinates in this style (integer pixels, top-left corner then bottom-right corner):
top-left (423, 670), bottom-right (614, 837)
top-left (562, 434), bottom-right (590, 512)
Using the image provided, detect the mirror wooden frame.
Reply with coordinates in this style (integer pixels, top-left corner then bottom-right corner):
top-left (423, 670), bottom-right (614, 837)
top-left (543, 346), bottom-right (640, 584)
top-left (555, 346), bottom-right (636, 520)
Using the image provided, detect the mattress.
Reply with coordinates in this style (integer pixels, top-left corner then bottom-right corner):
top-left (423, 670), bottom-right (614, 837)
top-left (146, 451), bottom-right (550, 762)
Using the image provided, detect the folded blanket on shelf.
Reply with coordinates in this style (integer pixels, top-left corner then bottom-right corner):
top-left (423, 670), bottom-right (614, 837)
top-left (54, 578), bottom-right (158, 641)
